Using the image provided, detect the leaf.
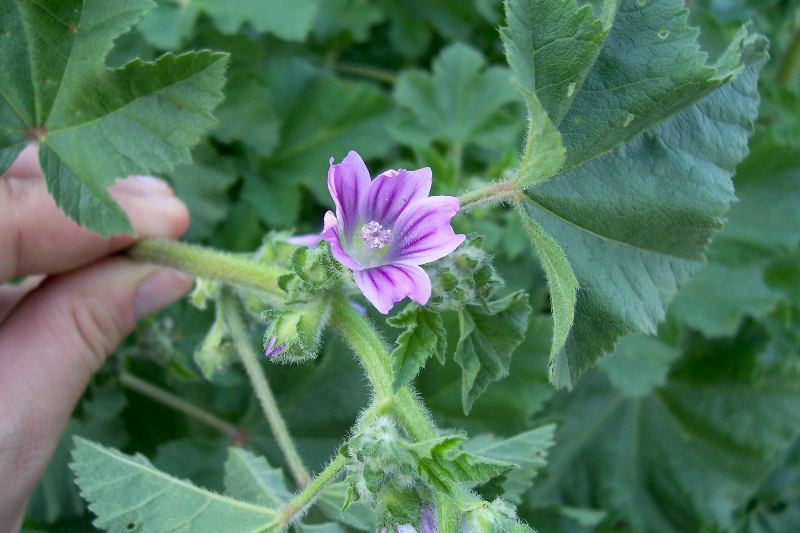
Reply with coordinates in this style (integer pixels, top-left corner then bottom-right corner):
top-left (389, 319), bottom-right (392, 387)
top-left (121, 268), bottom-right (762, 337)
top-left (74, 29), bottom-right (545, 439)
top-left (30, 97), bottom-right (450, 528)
top-left (389, 304), bottom-right (447, 392)
top-left (503, 0), bottom-right (769, 387)
top-left (138, 0), bottom-right (322, 48)
top-left (670, 263), bottom-right (782, 337)
top-left (170, 155), bottom-right (237, 242)
top-left (212, 73), bottom-right (281, 158)
top-left (223, 448), bottom-right (292, 508)
top-left (515, 205), bottom-right (578, 385)
top-left (258, 59), bottom-right (397, 203)
top-left (405, 435), bottom-right (513, 494)
top-left (392, 42), bottom-right (521, 153)
top-left (455, 291), bottom-right (532, 414)
top-left (317, 482), bottom-right (377, 531)
top-left (0, 0), bottom-right (228, 235)
top-left (71, 438), bottom-right (281, 532)
top-left (313, 0), bottom-right (385, 42)
top-left (464, 424), bottom-right (556, 504)
top-left (528, 327), bottom-right (800, 532)
top-left (598, 334), bottom-right (681, 397)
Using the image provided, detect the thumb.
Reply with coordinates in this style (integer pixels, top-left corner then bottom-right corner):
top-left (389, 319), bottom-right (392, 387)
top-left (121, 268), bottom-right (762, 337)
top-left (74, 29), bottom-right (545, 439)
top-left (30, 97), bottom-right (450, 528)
top-left (0, 257), bottom-right (191, 526)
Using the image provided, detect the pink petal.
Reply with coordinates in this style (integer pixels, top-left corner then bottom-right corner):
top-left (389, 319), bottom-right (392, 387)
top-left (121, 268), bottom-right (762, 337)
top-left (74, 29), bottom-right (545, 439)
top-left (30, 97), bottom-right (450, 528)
top-left (353, 264), bottom-right (432, 314)
top-left (287, 233), bottom-right (323, 248)
top-left (320, 210), bottom-right (363, 270)
top-left (388, 196), bottom-right (466, 264)
top-left (364, 167), bottom-right (432, 227)
top-left (328, 151), bottom-right (371, 237)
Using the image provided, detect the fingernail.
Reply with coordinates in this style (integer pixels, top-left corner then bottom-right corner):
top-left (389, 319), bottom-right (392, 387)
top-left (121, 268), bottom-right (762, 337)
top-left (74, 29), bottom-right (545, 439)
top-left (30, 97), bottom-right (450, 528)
top-left (112, 175), bottom-right (174, 197)
top-left (133, 268), bottom-right (193, 318)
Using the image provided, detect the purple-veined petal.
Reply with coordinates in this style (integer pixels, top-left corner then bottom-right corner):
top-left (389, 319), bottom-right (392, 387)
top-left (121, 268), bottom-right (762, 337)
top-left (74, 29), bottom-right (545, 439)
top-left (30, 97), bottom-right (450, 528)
top-left (364, 167), bottom-right (432, 227)
top-left (287, 233), bottom-right (322, 248)
top-left (328, 151), bottom-right (371, 237)
top-left (353, 263), bottom-right (432, 314)
top-left (388, 196), bottom-right (466, 264)
top-left (320, 210), bottom-right (363, 270)
top-left (396, 526), bottom-right (417, 533)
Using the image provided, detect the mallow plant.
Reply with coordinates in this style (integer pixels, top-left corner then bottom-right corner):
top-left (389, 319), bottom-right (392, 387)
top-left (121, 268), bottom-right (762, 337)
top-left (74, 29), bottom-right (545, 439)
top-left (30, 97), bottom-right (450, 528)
top-left (4, 0), bottom-right (799, 531)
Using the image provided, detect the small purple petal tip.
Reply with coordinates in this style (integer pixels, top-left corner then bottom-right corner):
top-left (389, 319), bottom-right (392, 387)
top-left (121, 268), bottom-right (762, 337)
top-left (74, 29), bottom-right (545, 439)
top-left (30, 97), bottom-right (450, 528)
top-left (264, 336), bottom-right (286, 359)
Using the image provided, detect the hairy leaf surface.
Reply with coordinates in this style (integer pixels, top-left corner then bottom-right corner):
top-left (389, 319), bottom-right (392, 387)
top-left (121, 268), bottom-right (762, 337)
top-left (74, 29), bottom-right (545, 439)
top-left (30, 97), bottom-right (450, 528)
top-left (502, 0), bottom-right (768, 386)
top-left (71, 438), bottom-right (281, 531)
top-left (0, 0), bottom-right (227, 234)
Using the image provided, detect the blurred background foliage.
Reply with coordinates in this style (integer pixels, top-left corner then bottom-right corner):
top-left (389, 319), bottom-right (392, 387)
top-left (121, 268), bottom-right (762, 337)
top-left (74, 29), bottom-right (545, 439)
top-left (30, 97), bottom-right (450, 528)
top-left (23, 0), bottom-right (800, 531)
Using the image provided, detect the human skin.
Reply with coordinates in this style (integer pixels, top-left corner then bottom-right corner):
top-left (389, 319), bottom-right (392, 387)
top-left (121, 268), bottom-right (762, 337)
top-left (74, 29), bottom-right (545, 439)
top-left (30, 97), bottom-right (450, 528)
top-left (0, 145), bottom-right (192, 531)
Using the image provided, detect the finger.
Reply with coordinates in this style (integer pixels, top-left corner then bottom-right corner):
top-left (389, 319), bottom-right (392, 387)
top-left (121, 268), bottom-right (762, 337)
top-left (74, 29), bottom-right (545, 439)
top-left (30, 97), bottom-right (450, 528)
top-left (0, 258), bottom-right (192, 523)
top-left (3, 144), bottom-right (41, 178)
top-left (0, 170), bottom-right (190, 282)
top-left (0, 275), bottom-right (44, 323)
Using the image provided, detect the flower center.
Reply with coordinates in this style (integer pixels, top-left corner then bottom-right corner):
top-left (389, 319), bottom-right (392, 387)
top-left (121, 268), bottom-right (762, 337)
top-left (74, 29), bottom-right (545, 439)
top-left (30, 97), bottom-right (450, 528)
top-left (360, 220), bottom-right (392, 250)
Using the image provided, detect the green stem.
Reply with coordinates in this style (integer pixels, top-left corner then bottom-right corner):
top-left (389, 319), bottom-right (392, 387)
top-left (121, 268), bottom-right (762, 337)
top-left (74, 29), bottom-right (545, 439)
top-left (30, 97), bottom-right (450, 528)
top-left (278, 454), bottom-right (347, 527)
top-left (329, 298), bottom-right (461, 531)
top-left (458, 181), bottom-right (518, 211)
top-left (119, 371), bottom-right (244, 441)
top-left (332, 62), bottom-right (397, 84)
top-left (128, 238), bottom-right (286, 304)
top-left (778, 22), bottom-right (800, 87)
top-left (220, 291), bottom-right (310, 488)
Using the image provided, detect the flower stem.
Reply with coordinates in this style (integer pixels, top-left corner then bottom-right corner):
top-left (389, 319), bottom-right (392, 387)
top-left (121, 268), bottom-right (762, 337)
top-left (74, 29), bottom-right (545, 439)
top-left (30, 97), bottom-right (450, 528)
top-left (329, 297), bottom-right (436, 440)
top-left (128, 238), bottom-right (286, 304)
top-left (458, 181), bottom-right (518, 211)
top-left (220, 290), bottom-right (310, 488)
top-left (332, 62), bottom-right (397, 84)
top-left (329, 298), bottom-right (461, 531)
top-left (278, 454), bottom-right (347, 527)
top-left (118, 370), bottom-right (244, 442)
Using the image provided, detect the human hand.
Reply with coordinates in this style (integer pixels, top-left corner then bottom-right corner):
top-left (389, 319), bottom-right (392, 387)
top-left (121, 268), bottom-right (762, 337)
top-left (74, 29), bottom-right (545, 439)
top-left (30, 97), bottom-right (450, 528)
top-left (0, 146), bottom-right (192, 531)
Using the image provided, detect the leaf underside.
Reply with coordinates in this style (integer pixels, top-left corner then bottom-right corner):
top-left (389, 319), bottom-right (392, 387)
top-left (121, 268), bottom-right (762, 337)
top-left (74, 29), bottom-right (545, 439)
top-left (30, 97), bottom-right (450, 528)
top-left (503, 0), bottom-right (769, 387)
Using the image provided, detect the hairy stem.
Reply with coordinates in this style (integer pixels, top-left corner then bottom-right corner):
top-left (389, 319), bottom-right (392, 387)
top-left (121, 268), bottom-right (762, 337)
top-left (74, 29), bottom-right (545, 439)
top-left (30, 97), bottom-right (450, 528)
top-left (329, 298), bottom-right (461, 531)
top-left (220, 291), bottom-right (310, 488)
top-left (119, 371), bottom-right (244, 441)
top-left (458, 181), bottom-right (518, 211)
top-left (278, 454), bottom-right (347, 527)
top-left (129, 238), bottom-right (286, 305)
top-left (779, 22), bottom-right (800, 87)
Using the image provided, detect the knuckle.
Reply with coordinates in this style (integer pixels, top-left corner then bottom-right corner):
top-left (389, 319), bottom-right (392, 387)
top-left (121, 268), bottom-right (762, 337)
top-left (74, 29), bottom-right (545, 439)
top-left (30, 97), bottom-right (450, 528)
top-left (61, 295), bottom-right (128, 374)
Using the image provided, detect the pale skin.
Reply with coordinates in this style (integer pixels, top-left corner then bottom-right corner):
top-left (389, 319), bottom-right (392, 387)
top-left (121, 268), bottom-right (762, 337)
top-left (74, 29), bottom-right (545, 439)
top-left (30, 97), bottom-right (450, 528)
top-left (0, 145), bottom-right (193, 531)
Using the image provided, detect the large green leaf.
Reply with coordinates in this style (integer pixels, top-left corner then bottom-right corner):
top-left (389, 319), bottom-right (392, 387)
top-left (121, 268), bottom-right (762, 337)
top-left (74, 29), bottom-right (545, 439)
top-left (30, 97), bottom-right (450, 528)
top-left (71, 438), bottom-right (282, 531)
top-left (0, 0), bottom-right (227, 235)
top-left (502, 0), bottom-right (768, 387)
top-left (389, 303), bottom-right (447, 392)
top-left (529, 329), bottom-right (800, 532)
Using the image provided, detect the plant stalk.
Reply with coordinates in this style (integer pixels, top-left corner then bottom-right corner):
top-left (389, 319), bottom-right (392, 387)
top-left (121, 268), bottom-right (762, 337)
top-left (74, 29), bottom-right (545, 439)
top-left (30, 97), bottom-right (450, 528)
top-left (278, 454), bottom-right (347, 527)
top-left (458, 181), bottom-right (518, 211)
top-left (220, 290), bottom-right (310, 488)
top-left (128, 238), bottom-right (286, 304)
top-left (329, 297), bottom-right (461, 531)
top-left (119, 371), bottom-right (244, 442)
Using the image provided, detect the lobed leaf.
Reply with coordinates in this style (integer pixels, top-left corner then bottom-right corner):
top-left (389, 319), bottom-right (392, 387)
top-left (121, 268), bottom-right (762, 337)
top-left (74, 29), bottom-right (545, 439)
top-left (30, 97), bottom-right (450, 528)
top-left (0, 0), bottom-right (228, 234)
top-left (223, 448), bottom-right (292, 508)
top-left (389, 304), bottom-right (447, 392)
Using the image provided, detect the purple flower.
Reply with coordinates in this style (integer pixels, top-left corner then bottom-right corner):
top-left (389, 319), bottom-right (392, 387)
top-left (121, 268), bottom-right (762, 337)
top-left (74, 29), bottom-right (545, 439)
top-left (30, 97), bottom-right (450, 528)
top-left (321, 151), bottom-right (465, 314)
top-left (264, 335), bottom-right (285, 359)
top-left (420, 505), bottom-right (437, 533)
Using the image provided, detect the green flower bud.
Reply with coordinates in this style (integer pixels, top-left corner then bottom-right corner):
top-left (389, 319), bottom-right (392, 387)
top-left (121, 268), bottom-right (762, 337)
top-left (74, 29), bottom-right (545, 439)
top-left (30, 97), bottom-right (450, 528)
top-left (189, 278), bottom-right (220, 310)
top-left (263, 300), bottom-right (331, 362)
top-left (193, 311), bottom-right (234, 379)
